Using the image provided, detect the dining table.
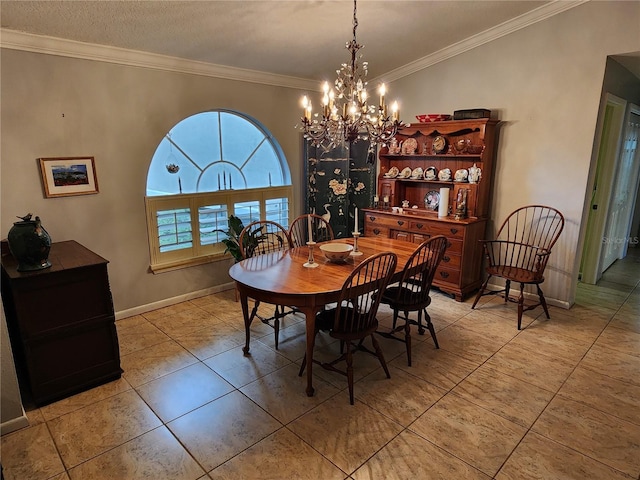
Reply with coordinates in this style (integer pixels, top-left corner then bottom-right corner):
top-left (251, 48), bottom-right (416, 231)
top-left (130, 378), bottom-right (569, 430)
top-left (228, 236), bottom-right (418, 397)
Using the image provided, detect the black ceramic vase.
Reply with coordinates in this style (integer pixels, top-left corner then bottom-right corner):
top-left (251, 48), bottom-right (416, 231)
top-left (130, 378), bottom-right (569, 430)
top-left (7, 214), bottom-right (52, 272)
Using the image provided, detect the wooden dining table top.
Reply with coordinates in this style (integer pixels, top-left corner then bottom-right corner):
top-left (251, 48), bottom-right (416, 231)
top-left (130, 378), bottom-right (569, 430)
top-left (228, 236), bottom-right (417, 300)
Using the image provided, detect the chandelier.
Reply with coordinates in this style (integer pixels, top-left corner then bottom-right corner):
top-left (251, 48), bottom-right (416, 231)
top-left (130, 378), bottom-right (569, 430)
top-left (299, 0), bottom-right (402, 151)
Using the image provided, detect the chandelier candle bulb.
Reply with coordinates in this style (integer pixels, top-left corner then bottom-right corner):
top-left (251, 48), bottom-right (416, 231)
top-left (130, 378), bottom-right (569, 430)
top-left (379, 84), bottom-right (385, 109)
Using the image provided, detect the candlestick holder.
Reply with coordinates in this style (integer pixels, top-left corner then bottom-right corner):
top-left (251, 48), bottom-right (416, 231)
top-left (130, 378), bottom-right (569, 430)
top-left (303, 241), bottom-right (319, 268)
top-left (350, 232), bottom-right (363, 256)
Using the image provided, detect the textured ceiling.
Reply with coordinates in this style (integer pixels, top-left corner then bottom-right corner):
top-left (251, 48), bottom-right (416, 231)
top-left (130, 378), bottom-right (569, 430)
top-left (2, 0), bottom-right (555, 81)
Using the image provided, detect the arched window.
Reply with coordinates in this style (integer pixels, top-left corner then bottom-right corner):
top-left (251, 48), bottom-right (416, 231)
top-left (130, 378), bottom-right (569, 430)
top-left (145, 110), bottom-right (292, 272)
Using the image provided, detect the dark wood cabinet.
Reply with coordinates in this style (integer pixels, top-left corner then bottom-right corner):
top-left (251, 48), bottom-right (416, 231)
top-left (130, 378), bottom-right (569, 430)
top-left (366, 118), bottom-right (500, 301)
top-left (1, 240), bottom-right (122, 406)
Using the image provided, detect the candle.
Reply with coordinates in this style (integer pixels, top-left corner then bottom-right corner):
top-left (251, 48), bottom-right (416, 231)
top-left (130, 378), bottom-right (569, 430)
top-left (438, 188), bottom-right (450, 218)
top-left (383, 196), bottom-right (389, 203)
top-left (307, 215), bottom-right (313, 243)
top-left (391, 101), bottom-right (399, 121)
top-left (354, 207), bottom-right (358, 232)
top-left (373, 195), bottom-right (379, 202)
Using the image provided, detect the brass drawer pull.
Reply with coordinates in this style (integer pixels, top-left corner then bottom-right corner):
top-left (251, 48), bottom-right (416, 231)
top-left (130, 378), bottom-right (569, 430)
top-left (442, 255), bottom-right (450, 263)
top-left (416, 223), bottom-right (424, 229)
top-left (369, 216), bottom-right (376, 221)
top-left (439, 271), bottom-right (450, 278)
top-left (397, 221), bottom-right (404, 226)
top-left (450, 228), bottom-right (458, 235)
top-left (373, 228), bottom-right (381, 235)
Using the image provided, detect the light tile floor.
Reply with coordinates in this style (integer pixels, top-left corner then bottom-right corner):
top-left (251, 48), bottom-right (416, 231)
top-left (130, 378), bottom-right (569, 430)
top-left (2, 250), bottom-right (639, 479)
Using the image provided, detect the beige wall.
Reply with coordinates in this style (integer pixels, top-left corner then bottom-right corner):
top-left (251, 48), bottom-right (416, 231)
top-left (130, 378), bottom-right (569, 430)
top-left (390, 1), bottom-right (640, 306)
top-left (1, 1), bottom-right (639, 316)
top-left (1, 51), bottom-right (306, 314)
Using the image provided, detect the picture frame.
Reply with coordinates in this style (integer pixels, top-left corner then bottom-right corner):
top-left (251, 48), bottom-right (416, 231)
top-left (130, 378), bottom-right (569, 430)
top-left (39, 157), bottom-right (99, 198)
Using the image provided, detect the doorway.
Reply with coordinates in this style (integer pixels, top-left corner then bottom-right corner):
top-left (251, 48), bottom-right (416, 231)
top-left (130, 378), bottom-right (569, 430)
top-left (580, 96), bottom-right (640, 284)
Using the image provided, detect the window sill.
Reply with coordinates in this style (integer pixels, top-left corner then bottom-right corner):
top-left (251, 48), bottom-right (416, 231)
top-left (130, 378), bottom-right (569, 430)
top-left (149, 252), bottom-right (232, 274)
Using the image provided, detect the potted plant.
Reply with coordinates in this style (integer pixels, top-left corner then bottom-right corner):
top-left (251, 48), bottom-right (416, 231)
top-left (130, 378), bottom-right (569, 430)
top-left (215, 215), bottom-right (269, 262)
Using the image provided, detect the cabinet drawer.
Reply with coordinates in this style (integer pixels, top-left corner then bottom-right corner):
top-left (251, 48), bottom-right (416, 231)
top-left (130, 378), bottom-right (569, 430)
top-left (25, 318), bottom-right (121, 405)
top-left (409, 221), bottom-right (465, 239)
top-left (439, 252), bottom-right (461, 269)
top-left (9, 265), bottom-right (113, 337)
top-left (434, 266), bottom-right (461, 287)
top-left (365, 225), bottom-right (390, 237)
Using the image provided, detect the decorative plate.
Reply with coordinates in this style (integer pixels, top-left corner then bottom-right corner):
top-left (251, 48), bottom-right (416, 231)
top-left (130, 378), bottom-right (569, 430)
top-left (454, 168), bottom-right (469, 182)
top-left (438, 168), bottom-right (452, 181)
top-left (432, 135), bottom-right (447, 154)
top-left (399, 167), bottom-right (412, 178)
top-left (424, 166), bottom-right (438, 180)
top-left (424, 190), bottom-right (440, 210)
top-left (384, 166), bottom-right (399, 178)
top-left (411, 167), bottom-right (424, 179)
top-left (402, 138), bottom-right (418, 155)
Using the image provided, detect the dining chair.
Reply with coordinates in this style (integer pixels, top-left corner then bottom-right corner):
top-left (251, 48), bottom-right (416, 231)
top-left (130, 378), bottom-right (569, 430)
top-left (239, 220), bottom-right (293, 349)
top-left (288, 213), bottom-right (334, 247)
top-left (471, 205), bottom-right (565, 329)
top-left (298, 251), bottom-right (397, 405)
top-left (378, 235), bottom-right (448, 366)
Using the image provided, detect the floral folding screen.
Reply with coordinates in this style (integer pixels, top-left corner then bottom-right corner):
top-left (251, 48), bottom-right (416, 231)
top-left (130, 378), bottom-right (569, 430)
top-left (304, 140), bottom-right (375, 239)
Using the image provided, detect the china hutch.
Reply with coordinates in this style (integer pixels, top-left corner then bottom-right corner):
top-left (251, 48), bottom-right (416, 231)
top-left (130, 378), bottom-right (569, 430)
top-left (364, 118), bottom-right (500, 300)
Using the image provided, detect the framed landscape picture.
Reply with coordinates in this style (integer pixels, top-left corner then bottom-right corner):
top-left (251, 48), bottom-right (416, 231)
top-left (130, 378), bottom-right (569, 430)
top-left (39, 156), bottom-right (99, 198)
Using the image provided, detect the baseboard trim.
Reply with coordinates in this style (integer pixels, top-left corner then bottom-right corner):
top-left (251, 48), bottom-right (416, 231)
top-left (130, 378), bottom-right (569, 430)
top-left (1, 409), bottom-right (29, 436)
top-left (115, 282), bottom-right (236, 320)
top-left (483, 282), bottom-right (571, 310)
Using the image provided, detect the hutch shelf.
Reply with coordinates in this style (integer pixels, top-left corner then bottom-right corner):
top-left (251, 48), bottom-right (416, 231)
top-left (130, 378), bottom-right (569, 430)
top-left (365, 118), bottom-right (500, 301)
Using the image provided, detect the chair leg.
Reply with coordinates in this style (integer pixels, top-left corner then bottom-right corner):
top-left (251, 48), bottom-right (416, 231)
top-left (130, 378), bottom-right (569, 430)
top-left (517, 283), bottom-right (525, 330)
top-left (370, 334), bottom-right (391, 379)
top-left (273, 305), bottom-right (281, 350)
top-left (391, 309), bottom-right (399, 330)
top-left (471, 275), bottom-right (492, 309)
top-left (345, 341), bottom-right (355, 405)
top-left (537, 284), bottom-right (551, 319)
top-left (505, 280), bottom-right (511, 303)
top-left (404, 315), bottom-right (412, 367)
top-left (424, 308), bottom-right (439, 349)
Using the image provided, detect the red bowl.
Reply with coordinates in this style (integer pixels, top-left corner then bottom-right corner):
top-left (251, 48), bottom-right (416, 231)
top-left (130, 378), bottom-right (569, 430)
top-left (416, 114), bottom-right (452, 123)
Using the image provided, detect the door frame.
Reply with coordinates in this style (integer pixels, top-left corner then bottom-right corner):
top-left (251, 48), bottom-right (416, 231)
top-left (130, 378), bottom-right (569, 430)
top-left (579, 93), bottom-right (627, 284)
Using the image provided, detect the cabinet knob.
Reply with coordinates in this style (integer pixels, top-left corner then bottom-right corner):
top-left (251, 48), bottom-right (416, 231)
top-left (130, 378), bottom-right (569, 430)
top-left (442, 255), bottom-right (450, 263)
top-left (369, 216), bottom-right (376, 221)
top-left (373, 228), bottom-right (381, 235)
top-left (416, 223), bottom-right (424, 229)
top-left (439, 271), bottom-right (450, 278)
top-left (450, 228), bottom-right (458, 235)
top-left (397, 221), bottom-right (404, 226)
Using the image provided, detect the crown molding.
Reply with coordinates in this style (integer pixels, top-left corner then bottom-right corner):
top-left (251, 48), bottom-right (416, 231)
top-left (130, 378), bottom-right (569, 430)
top-left (1, 1), bottom-right (587, 89)
top-left (375, 0), bottom-right (588, 83)
top-left (0, 28), bottom-right (318, 91)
